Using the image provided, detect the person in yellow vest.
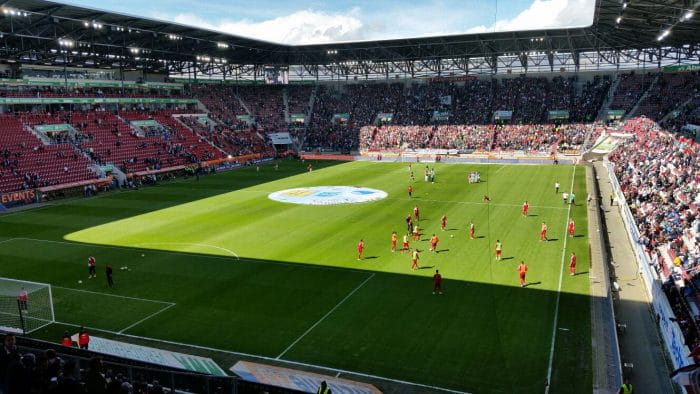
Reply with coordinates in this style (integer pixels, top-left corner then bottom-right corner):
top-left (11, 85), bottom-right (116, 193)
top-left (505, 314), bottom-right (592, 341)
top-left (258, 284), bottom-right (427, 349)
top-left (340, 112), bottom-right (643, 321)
top-left (618, 379), bottom-right (633, 393)
top-left (317, 380), bottom-right (331, 394)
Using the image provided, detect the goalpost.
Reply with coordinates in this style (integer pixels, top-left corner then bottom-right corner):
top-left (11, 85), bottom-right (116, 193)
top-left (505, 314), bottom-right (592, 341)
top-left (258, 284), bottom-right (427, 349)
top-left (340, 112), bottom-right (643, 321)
top-left (0, 277), bottom-right (55, 334)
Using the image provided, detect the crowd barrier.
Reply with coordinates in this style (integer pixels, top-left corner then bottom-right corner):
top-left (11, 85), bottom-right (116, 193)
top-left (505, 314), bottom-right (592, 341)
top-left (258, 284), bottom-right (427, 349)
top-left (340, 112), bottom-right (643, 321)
top-left (603, 158), bottom-right (692, 370)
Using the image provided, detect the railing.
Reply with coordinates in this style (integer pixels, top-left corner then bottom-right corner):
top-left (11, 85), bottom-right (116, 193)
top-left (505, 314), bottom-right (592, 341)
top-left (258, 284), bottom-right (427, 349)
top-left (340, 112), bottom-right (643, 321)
top-left (8, 335), bottom-right (307, 394)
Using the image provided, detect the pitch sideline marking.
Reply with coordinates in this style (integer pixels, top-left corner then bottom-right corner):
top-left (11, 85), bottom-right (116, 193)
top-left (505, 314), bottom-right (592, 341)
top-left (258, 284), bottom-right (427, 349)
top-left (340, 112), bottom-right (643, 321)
top-left (276, 273), bottom-right (375, 360)
top-left (0, 238), bottom-right (18, 245)
top-left (544, 165), bottom-right (576, 393)
top-left (51, 318), bottom-right (470, 394)
top-left (53, 286), bottom-right (175, 306)
top-left (133, 242), bottom-right (240, 260)
top-left (3, 237), bottom-right (352, 273)
top-left (118, 303), bottom-right (176, 334)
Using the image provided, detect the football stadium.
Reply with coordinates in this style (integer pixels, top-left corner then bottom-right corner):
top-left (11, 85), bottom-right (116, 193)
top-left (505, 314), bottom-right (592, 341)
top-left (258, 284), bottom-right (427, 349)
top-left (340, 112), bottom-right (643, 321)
top-left (0, 0), bottom-right (698, 393)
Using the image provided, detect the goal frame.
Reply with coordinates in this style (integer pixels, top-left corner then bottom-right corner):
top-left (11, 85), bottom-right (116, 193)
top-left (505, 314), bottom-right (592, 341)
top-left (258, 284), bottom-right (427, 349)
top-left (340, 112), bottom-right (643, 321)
top-left (0, 277), bottom-right (55, 335)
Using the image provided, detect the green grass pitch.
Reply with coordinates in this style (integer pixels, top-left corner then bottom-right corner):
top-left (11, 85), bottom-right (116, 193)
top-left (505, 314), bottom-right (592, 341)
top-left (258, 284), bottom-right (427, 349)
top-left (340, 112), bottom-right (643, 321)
top-left (0, 160), bottom-right (591, 393)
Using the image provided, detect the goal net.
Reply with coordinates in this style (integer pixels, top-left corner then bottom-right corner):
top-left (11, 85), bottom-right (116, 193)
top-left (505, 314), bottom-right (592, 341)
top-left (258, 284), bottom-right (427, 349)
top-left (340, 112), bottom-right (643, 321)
top-left (0, 277), bottom-right (54, 334)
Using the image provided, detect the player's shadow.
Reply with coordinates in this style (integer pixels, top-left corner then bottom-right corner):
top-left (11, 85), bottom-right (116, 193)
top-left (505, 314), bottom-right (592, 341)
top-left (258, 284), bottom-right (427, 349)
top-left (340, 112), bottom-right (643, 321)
top-left (574, 271), bottom-right (589, 276)
top-left (501, 257), bottom-right (514, 261)
top-left (476, 236), bottom-right (486, 239)
top-left (547, 238), bottom-right (559, 242)
top-left (574, 235), bottom-right (585, 238)
top-left (524, 281), bottom-right (542, 288)
top-left (446, 228), bottom-right (459, 231)
top-left (363, 256), bottom-right (379, 260)
top-left (528, 214), bottom-right (539, 217)
top-left (435, 249), bottom-right (449, 253)
top-left (418, 265), bottom-right (435, 270)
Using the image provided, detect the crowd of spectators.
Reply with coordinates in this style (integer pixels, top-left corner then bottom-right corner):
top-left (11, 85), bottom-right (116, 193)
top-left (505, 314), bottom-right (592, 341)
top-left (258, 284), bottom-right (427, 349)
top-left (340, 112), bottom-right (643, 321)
top-left (662, 93), bottom-right (700, 134)
top-left (0, 334), bottom-right (169, 394)
top-left (0, 86), bottom-right (188, 99)
top-left (636, 72), bottom-right (700, 121)
top-left (608, 116), bottom-right (700, 345)
top-left (360, 122), bottom-right (602, 152)
top-left (608, 72), bottom-right (658, 113)
top-left (301, 75), bottom-right (611, 150)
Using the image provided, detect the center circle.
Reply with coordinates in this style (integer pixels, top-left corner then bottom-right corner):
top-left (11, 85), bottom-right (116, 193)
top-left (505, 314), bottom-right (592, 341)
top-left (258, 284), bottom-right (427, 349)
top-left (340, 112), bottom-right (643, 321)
top-left (268, 186), bottom-right (388, 205)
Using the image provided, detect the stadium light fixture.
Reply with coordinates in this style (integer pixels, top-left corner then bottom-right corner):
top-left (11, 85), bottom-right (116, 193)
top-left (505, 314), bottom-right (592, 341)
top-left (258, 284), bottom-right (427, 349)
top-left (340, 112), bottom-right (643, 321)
top-left (616, 16), bottom-right (622, 24)
top-left (217, 42), bottom-right (229, 49)
top-left (58, 39), bottom-right (74, 48)
top-left (682, 10), bottom-right (694, 21)
top-left (657, 29), bottom-right (671, 41)
top-left (2, 7), bottom-right (29, 17)
top-left (622, 2), bottom-right (627, 9)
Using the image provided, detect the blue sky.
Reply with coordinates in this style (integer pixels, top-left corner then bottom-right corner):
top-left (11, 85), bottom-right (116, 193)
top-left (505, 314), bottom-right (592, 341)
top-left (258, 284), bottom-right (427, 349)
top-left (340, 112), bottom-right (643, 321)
top-left (59, 0), bottom-right (595, 44)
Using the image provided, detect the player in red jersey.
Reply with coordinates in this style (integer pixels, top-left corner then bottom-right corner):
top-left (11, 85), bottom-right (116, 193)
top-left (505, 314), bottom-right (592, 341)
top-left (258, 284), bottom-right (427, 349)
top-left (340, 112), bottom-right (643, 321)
top-left (408, 185), bottom-right (413, 198)
top-left (413, 224), bottom-right (420, 241)
top-left (402, 234), bottom-right (410, 253)
top-left (430, 234), bottom-right (439, 252)
top-left (433, 270), bottom-right (443, 295)
top-left (495, 240), bottom-right (502, 260)
top-left (540, 222), bottom-right (548, 241)
top-left (569, 252), bottom-right (577, 275)
top-left (391, 232), bottom-right (398, 252)
top-left (17, 287), bottom-right (28, 312)
top-left (469, 221), bottom-right (476, 239)
top-left (517, 261), bottom-right (528, 287)
top-left (88, 256), bottom-right (96, 279)
top-left (413, 206), bottom-right (420, 221)
top-left (441, 214), bottom-right (447, 231)
top-left (411, 249), bottom-right (420, 270)
top-left (522, 201), bottom-right (529, 217)
top-left (357, 239), bottom-right (364, 260)
top-left (568, 219), bottom-right (575, 238)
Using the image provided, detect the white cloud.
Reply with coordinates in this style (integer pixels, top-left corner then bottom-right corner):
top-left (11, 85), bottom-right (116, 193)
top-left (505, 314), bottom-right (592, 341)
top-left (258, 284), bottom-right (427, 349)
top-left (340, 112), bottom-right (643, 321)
top-left (163, 0), bottom-right (595, 44)
top-left (465, 0), bottom-right (594, 34)
top-left (172, 9), bottom-right (366, 45)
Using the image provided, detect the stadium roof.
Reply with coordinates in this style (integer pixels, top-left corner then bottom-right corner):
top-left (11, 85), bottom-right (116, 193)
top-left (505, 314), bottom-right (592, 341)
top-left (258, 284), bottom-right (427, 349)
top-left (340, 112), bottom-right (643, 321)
top-left (0, 0), bottom-right (697, 73)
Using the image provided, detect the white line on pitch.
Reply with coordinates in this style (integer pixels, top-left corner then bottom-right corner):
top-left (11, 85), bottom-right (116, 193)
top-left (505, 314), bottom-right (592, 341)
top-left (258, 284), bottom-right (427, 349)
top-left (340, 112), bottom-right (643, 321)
top-left (0, 238), bottom-right (18, 245)
top-left (493, 165), bottom-right (507, 174)
top-left (134, 242), bottom-right (240, 260)
top-left (118, 303), bottom-right (176, 334)
top-left (276, 273), bottom-right (375, 360)
top-left (6, 237), bottom-right (352, 273)
top-left (53, 286), bottom-right (175, 305)
top-left (386, 197), bottom-right (568, 210)
top-left (544, 165), bottom-right (576, 394)
top-left (52, 319), bottom-right (469, 394)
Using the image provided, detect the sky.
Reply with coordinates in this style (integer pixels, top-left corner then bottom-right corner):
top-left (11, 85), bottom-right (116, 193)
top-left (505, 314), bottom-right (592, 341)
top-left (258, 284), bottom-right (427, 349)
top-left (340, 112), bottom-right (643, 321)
top-left (59, 0), bottom-right (596, 45)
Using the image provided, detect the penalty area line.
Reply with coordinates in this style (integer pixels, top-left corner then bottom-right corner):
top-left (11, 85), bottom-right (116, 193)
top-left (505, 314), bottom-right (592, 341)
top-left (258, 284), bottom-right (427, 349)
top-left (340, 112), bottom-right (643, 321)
top-left (51, 317), bottom-right (470, 394)
top-left (117, 303), bottom-right (177, 334)
top-left (53, 286), bottom-right (175, 306)
top-left (386, 197), bottom-right (568, 211)
top-left (276, 273), bottom-right (375, 360)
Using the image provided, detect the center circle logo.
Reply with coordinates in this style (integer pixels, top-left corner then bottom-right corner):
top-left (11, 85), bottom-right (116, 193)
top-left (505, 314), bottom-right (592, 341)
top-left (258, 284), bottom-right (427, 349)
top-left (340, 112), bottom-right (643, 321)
top-left (268, 186), bottom-right (387, 205)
